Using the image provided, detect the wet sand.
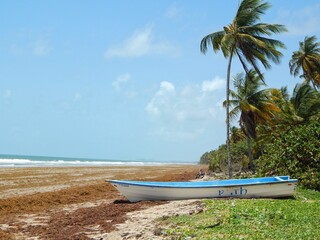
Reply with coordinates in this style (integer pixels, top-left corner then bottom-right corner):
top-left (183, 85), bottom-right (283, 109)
top-left (0, 165), bottom-right (202, 239)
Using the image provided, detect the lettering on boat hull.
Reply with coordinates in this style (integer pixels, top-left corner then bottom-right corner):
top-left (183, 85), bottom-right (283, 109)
top-left (218, 187), bottom-right (248, 197)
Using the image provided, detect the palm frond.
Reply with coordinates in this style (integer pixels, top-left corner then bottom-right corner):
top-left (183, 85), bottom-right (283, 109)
top-left (289, 35), bottom-right (320, 87)
top-left (236, 0), bottom-right (270, 27)
top-left (229, 107), bottom-right (241, 121)
top-left (200, 31), bottom-right (226, 55)
top-left (241, 23), bottom-right (287, 36)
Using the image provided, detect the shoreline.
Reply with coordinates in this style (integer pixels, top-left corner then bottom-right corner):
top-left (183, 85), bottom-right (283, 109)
top-left (0, 154), bottom-right (197, 168)
top-left (0, 164), bottom-right (204, 239)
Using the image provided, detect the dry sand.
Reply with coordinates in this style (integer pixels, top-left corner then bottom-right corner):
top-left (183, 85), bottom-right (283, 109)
top-left (0, 165), bottom-right (204, 239)
top-left (102, 199), bottom-right (204, 240)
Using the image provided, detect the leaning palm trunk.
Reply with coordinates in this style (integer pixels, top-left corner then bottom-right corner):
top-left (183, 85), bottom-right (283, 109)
top-left (246, 135), bottom-right (254, 173)
top-left (226, 50), bottom-right (234, 179)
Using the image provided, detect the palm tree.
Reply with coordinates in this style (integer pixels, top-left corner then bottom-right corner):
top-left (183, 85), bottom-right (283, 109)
top-left (290, 83), bottom-right (320, 121)
top-left (264, 87), bottom-right (294, 122)
top-left (225, 70), bottom-right (280, 172)
top-left (270, 83), bottom-right (320, 124)
top-left (230, 126), bottom-right (245, 144)
top-left (257, 83), bottom-right (320, 147)
top-left (200, 0), bottom-right (286, 178)
top-left (289, 36), bottom-right (320, 88)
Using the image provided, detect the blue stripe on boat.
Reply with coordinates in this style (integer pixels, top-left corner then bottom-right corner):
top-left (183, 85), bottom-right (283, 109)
top-left (108, 176), bottom-right (298, 188)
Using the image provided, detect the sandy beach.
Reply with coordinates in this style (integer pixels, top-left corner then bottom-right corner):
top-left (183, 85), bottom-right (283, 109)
top-left (0, 165), bottom-right (203, 239)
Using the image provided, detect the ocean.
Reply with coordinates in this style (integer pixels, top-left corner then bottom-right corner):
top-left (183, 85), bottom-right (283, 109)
top-left (0, 154), bottom-right (196, 168)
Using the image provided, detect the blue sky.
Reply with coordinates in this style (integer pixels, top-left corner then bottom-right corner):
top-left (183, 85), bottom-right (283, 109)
top-left (1, 0), bottom-right (320, 162)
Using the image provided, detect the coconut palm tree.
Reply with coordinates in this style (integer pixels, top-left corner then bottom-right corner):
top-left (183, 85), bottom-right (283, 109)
top-left (225, 70), bottom-right (280, 172)
top-left (270, 83), bottom-right (320, 124)
top-left (200, 0), bottom-right (286, 178)
top-left (257, 83), bottom-right (320, 148)
top-left (290, 83), bottom-right (320, 121)
top-left (230, 126), bottom-right (245, 144)
top-left (289, 35), bottom-right (320, 88)
top-left (264, 87), bottom-right (297, 124)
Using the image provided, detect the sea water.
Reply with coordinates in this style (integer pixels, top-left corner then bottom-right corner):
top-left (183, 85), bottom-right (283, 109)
top-left (0, 154), bottom-right (195, 168)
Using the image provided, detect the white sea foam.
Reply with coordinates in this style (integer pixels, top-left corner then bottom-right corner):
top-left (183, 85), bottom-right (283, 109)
top-left (0, 156), bottom-right (195, 168)
top-left (0, 159), bottom-right (33, 164)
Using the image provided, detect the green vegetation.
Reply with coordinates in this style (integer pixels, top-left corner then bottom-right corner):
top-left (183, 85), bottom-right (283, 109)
top-left (158, 188), bottom-right (320, 240)
top-left (202, 117), bottom-right (320, 191)
top-left (200, 0), bottom-right (286, 178)
top-left (257, 118), bottom-right (320, 191)
top-left (199, 1), bottom-right (320, 190)
top-left (200, 140), bottom-right (248, 173)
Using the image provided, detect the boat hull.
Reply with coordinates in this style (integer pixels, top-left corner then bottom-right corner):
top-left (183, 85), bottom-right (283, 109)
top-left (108, 176), bottom-right (297, 202)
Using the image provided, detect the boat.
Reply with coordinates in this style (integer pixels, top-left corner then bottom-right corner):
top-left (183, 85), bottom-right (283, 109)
top-left (107, 176), bottom-right (298, 202)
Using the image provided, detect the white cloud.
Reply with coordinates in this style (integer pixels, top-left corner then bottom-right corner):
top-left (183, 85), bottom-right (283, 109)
top-left (150, 127), bottom-right (205, 141)
top-left (146, 79), bottom-right (225, 121)
top-left (105, 27), bottom-right (177, 58)
top-left (146, 77), bottom-right (225, 141)
top-left (112, 73), bottom-right (137, 98)
top-left (145, 102), bottom-right (160, 116)
top-left (201, 77), bottom-right (225, 92)
top-left (279, 4), bottom-right (320, 36)
top-left (146, 81), bottom-right (175, 117)
top-left (33, 39), bottom-right (52, 57)
top-left (158, 81), bottom-right (175, 94)
top-left (112, 73), bottom-right (131, 92)
top-left (3, 90), bottom-right (12, 99)
top-left (124, 91), bottom-right (137, 99)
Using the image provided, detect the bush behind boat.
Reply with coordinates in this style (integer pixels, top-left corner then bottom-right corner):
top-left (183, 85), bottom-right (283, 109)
top-left (200, 117), bottom-right (320, 191)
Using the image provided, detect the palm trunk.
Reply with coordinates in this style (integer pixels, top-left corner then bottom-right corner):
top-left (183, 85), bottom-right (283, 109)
top-left (246, 135), bottom-right (254, 173)
top-left (226, 51), bottom-right (234, 179)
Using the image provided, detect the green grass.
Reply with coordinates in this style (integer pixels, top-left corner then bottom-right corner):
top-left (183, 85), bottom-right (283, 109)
top-left (158, 187), bottom-right (320, 240)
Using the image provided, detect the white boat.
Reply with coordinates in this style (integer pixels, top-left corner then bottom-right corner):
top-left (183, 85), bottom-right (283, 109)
top-left (108, 176), bottom-right (298, 202)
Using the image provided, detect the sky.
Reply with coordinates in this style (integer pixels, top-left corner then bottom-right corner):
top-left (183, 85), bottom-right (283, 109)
top-left (0, 0), bottom-right (320, 162)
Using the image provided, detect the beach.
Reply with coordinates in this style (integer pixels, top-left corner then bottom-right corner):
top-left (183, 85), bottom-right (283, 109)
top-left (0, 165), bottom-right (203, 239)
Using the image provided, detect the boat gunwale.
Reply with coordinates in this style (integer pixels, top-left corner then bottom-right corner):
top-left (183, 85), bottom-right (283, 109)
top-left (107, 178), bottom-right (298, 189)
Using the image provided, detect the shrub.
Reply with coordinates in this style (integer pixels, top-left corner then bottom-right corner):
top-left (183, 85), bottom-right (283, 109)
top-left (200, 140), bottom-right (248, 172)
top-left (257, 119), bottom-right (320, 190)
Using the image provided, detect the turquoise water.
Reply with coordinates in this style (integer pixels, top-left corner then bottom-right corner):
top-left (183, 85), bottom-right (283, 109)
top-left (0, 154), bottom-right (195, 168)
